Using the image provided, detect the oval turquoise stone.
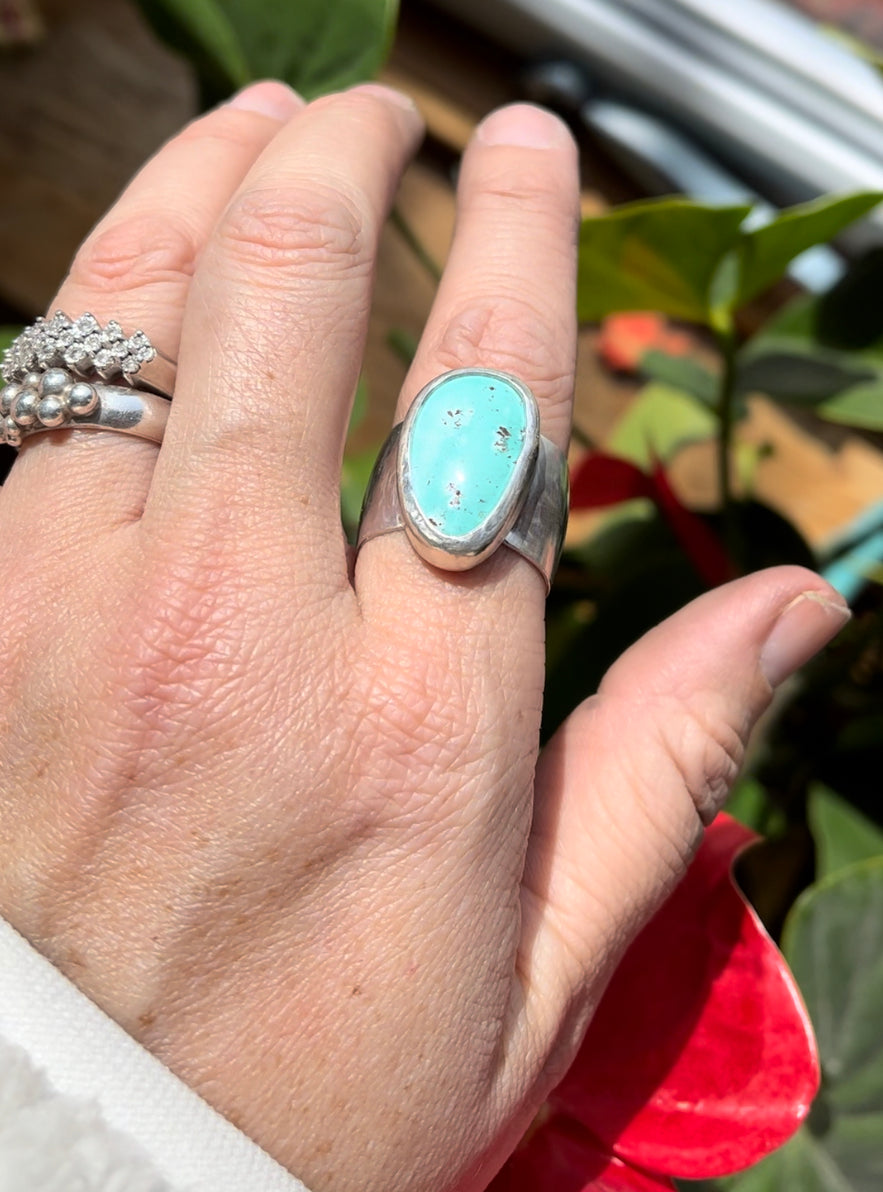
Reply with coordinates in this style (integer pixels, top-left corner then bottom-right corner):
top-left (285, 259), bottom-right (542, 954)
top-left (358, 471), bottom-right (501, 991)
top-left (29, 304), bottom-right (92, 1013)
top-left (400, 371), bottom-right (536, 558)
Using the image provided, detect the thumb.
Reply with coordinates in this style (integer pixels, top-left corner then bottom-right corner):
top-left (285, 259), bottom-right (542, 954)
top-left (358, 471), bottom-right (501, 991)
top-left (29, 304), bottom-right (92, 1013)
top-left (518, 565), bottom-right (849, 1068)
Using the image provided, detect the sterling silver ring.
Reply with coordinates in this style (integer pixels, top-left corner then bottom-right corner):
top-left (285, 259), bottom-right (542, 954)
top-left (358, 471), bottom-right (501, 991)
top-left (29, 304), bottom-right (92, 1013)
top-left (1, 369), bottom-right (169, 447)
top-left (356, 369), bottom-right (568, 592)
top-left (2, 311), bottom-right (176, 398)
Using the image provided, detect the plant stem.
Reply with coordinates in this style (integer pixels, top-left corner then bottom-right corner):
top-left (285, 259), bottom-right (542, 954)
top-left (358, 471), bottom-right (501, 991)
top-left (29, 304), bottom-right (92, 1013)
top-left (390, 206), bottom-right (442, 285)
top-left (715, 322), bottom-right (741, 571)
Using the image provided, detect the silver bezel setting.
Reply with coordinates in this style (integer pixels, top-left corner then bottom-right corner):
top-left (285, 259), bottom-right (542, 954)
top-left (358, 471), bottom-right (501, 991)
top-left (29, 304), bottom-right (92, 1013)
top-left (396, 368), bottom-right (541, 572)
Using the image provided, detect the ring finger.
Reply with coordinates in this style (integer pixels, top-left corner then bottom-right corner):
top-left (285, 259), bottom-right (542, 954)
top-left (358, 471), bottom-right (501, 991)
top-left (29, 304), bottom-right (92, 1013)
top-left (357, 103), bottom-right (579, 651)
top-left (2, 81), bottom-right (304, 534)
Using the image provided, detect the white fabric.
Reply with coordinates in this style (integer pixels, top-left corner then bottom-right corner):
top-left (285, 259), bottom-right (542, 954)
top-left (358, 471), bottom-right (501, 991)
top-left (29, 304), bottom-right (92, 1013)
top-left (0, 919), bottom-right (309, 1192)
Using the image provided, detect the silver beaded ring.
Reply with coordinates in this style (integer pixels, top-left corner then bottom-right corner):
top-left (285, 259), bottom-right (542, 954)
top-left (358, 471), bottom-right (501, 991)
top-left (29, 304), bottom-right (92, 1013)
top-left (1, 369), bottom-right (169, 447)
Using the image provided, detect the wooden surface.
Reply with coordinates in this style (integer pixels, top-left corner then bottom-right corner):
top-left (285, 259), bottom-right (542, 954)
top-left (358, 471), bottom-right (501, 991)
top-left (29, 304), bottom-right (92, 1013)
top-left (0, 0), bottom-right (194, 316)
top-left (1, 0), bottom-right (881, 548)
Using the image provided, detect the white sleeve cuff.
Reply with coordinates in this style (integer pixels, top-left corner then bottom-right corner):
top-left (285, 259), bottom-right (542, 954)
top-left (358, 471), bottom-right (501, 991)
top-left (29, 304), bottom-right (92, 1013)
top-left (0, 916), bottom-right (311, 1192)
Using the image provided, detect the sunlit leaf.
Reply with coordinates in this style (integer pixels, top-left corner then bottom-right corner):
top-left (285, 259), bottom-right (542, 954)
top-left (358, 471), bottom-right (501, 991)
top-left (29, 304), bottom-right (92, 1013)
top-left (607, 383), bottom-right (717, 469)
top-left (736, 193), bottom-right (883, 307)
top-left (578, 200), bottom-right (750, 326)
top-left (817, 381), bottom-right (883, 431)
top-left (809, 786), bottom-right (883, 880)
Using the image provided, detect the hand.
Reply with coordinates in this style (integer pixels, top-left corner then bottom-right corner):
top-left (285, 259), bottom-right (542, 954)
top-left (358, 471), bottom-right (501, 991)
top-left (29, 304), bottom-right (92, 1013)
top-left (0, 81), bottom-right (849, 1192)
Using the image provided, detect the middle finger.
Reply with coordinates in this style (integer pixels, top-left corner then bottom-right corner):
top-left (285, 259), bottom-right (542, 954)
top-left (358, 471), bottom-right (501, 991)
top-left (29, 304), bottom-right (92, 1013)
top-left (147, 84), bottom-right (424, 585)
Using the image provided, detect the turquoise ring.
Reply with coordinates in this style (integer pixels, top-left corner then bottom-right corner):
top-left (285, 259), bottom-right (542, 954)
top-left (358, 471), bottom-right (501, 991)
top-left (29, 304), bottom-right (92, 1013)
top-left (356, 369), bottom-right (569, 592)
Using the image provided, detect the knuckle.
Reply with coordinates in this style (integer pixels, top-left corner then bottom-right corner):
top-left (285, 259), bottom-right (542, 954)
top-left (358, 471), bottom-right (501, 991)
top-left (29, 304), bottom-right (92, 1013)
top-left (70, 213), bottom-right (197, 294)
top-left (475, 171), bottom-right (571, 218)
top-left (350, 644), bottom-right (479, 819)
top-left (431, 298), bottom-right (571, 403)
top-left (662, 695), bottom-right (744, 824)
top-left (108, 540), bottom-right (252, 735)
top-left (217, 183), bottom-right (366, 280)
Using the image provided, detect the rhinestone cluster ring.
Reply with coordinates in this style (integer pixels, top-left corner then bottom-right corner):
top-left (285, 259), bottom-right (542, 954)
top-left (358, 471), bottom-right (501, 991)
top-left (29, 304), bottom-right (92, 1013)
top-left (1, 311), bottom-right (175, 398)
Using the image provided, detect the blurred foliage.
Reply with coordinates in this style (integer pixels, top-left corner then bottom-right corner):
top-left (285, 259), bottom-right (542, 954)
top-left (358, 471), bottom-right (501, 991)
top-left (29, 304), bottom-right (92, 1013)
top-left (134, 0), bottom-right (398, 105)
top-left (575, 195), bottom-right (883, 1187)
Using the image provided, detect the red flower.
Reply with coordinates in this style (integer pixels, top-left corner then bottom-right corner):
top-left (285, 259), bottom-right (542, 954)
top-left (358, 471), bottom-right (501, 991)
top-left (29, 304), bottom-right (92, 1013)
top-left (490, 815), bottom-right (819, 1191)
top-left (569, 451), bottom-right (733, 587)
top-left (598, 313), bottom-right (693, 374)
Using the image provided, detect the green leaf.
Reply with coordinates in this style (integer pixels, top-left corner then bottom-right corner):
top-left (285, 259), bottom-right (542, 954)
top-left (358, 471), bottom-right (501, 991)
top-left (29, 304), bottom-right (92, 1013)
top-left (577, 199), bottom-right (751, 326)
top-left (607, 381), bottom-right (717, 468)
top-left (136, 0), bottom-right (399, 103)
top-left (0, 326), bottom-right (20, 353)
top-left (736, 347), bottom-right (876, 406)
top-left (386, 326), bottom-right (419, 367)
top-left (736, 192), bottom-right (883, 307)
top-left (340, 445), bottom-right (378, 541)
top-left (809, 785), bottom-right (883, 880)
top-left (682, 1128), bottom-right (873, 1192)
top-left (136, 0), bottom-right (250, 96)
top-left (724, 776), bottom-right (784, 837)
top-left (817, 380), bottom-right (883, 431)
top-left (759, 293), bottom-right (818, 341)
top-left (785, 861), bottom-right (883, 1171)
top-left (640, 350), bottom-right (719, 408)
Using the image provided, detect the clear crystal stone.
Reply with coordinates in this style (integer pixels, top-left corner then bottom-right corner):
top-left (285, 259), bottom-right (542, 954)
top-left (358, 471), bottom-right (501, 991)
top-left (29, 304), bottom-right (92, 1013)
top-left (74, 313), bottom-right (99, 336)
top-left (128, 332), bottom-right (156, 363)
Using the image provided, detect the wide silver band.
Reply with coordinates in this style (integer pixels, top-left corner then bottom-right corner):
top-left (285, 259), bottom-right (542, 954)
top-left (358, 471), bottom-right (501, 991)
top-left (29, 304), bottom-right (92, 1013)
top-left (2, 375), bottom-right (169, 447)
top-left (2, 311), bottom-right (176, 398)
top-left (357, 423), bottom-right (569, 592)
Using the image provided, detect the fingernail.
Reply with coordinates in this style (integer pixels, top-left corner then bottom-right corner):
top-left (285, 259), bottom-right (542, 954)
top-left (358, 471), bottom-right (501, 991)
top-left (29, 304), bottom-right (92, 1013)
top-left (760, 590), bottom-right (851, 687)
top-left (351, 82), bottom-right (421, 116)
top-left (476, 103), bottom-right (573, 148)
top-left (227, 81), bottom-right (303, 121)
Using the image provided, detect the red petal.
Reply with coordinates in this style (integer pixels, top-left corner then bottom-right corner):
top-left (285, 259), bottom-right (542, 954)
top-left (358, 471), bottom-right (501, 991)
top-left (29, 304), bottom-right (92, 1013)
top-left (598, 314), bottom-right (694, 373)
top-left (551, 815), bottom-right (819, 1178)
top-left (648, 462), bottom-right (733, 587)
top-left (599, 313), bottom-right (667, 373)
top-left (655, 329), bottom-right (694, 358)
top-left (488, 1116), bottom-right (675, 1192)
top-left (570, 453), bottom-right (656, 509)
